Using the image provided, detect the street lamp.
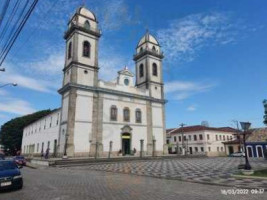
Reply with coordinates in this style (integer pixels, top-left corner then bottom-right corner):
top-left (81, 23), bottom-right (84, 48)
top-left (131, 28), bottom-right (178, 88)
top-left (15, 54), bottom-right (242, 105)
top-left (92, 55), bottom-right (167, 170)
top-left (0, 83), bottom-right (17, 88)
top-left (0, 68), bottom-right (5, 72)
top-left (240, 122), bottom-right (252, 170)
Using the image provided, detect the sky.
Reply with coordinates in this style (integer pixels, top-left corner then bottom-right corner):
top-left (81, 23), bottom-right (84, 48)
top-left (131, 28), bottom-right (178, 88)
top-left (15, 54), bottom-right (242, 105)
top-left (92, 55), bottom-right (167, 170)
top-left (0, 0), bottom-right (267, 129)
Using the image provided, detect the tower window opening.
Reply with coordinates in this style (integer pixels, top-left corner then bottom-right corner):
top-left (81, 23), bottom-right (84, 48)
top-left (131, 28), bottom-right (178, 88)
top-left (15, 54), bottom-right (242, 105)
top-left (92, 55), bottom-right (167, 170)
top-left (152, 63), bottom-right (158, 76)
top-left (139, 64), bottom-right (144, 78)
top-left (152, 46), bottom-right (156, 52)
top-left (83, 41), bottom-right (91, 57)
top-left (84, 20), bottom-right (90, 30)
top-left (68, 42), bottom-right (72, 59)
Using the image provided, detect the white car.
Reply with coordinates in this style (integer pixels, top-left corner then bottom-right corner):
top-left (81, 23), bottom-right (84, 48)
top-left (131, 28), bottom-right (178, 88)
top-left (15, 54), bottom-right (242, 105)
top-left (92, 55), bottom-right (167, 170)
top-left (230, 152), bottom-right (245, 157)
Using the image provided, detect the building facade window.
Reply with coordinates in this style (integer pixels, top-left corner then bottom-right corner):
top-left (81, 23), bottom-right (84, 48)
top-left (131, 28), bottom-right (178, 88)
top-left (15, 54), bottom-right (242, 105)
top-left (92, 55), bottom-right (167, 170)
top-left (110, 106), bottom-right (118, 121)
top-left (37, 143), bottom-right (39, 153)
top-left (152, 63), bottom-right (158, 76)
top-left (135, 109), bottom-right (142, 123)
top-left (188, 135), bottom-right (191, 141)
top-left (207, 134), bottom-right (210, 140)
top-left (199, 134), bottom-right (203, 140)
top-left (216, 135), bottom-right (218, 141)
top-left (174, 136), bottom-right (177, 142)
top-left (194, 135), bottom-right (197, 141)
top-left (68, 42), bottom-right (72, 59)
top-left (179, 136), bottom-right (181, 142)
top-left (201, 147), bottom-right (204, 152)
top-left (219, 135), bottom-right (222, 140)
top-left (152, 46), bottom-right (156, 51)
top-left (123, 107), bottom-right (130, 122)
top-left (195, 147), bottom-right (198, 152)
top-left (223, 135), bottom-right (225, 141)
top-left (83, 41), bottom-right (90, 57)
top-left (139, 64), bottom-right (144, 78)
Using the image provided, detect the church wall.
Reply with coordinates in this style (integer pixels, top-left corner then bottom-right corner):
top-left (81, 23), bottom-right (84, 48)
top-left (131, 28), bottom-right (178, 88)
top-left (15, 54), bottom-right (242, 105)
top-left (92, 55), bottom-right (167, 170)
top-left (153, 128), bottom-right (164, 151)
top-left (73, 90), bottom-right (94, 155)
top-left (61, 92), bottom-right (70, 123)
top-left (76, 67), bottom-right (95, 86)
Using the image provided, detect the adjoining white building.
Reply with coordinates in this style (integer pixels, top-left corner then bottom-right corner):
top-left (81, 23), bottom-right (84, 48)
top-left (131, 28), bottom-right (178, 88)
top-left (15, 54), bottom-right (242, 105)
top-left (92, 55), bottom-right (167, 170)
top-left (167, 125), bottom-right (237, 156)
top-left (21, 6), bottom-right (168, 157)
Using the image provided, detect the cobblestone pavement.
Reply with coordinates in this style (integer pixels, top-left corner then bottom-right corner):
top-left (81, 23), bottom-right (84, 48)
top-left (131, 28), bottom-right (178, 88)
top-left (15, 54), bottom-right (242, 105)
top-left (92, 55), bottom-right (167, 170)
top-left (64, 157), bottom-right (267, 189)
top-left (0, 167), bottom-right (265, 200)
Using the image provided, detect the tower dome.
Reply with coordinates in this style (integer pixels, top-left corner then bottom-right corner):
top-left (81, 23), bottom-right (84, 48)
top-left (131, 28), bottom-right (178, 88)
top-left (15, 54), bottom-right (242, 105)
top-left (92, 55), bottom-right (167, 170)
top-left (76, 6), bottom-right (96, 21)
top-left (137, 31), bottom-right (159, 47)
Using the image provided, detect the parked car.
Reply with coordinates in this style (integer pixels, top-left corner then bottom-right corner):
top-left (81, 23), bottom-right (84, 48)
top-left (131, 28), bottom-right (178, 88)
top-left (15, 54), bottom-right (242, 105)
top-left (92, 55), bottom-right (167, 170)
top-left (13, 156), bottom-right (26, 166)
top-left (0, 160), bottom-right (23, 190)
top-left (0, 153), bottom-right (4, 160)
top-left (229, 152), bottom-right (245, 157)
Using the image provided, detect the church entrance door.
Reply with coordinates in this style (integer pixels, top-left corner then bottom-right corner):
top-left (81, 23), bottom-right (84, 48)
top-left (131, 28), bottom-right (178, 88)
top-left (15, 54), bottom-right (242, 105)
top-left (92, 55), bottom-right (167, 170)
top-left (122, 133), bottom-right (131, 155)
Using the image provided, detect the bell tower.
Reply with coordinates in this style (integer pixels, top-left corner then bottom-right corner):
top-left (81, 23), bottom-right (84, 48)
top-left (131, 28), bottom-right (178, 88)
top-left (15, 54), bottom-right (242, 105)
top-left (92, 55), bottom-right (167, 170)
top-left (62, 6), bottom-right (101, 87)
top-left (134, 31), bottom-right (164, 99)
top-left (58, 6), bottom-right (101, 157)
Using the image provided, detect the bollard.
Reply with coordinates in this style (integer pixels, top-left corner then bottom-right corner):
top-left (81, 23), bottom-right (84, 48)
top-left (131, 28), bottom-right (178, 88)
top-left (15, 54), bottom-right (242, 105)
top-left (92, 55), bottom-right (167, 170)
top-left (140, 139), bottom-right (144, 158)
top-left (152, 139), bottom-right (156, 157)
top-left (108, 141), bottom-right (113, 159)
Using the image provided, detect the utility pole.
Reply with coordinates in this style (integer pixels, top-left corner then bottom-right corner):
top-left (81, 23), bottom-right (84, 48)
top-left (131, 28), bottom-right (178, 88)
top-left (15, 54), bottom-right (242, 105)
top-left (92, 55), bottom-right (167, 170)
top-left (179, 123), bottom-right (186, 155)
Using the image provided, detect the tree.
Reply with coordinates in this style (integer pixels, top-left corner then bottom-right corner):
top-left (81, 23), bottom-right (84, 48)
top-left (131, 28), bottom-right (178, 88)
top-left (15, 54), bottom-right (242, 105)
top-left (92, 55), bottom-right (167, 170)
top-left (0, 110), bottom-right (52, 155)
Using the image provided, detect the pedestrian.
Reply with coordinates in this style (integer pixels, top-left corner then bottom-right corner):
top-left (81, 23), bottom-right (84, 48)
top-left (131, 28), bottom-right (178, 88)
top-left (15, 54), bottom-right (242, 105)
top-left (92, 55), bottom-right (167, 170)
top-left (44, 148), bottom-right (50, 159)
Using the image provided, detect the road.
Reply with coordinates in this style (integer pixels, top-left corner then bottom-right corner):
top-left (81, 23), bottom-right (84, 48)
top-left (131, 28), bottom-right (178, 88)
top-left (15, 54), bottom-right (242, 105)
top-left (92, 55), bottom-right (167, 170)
top-left (0, 166), bottom-right (265, 200)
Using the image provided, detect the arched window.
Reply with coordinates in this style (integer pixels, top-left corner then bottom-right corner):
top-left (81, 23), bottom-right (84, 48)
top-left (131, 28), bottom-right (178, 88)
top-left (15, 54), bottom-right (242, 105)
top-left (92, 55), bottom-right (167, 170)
top-left (135, 109), bottom-right (142, 123)
top-left (83, 41), bottom-right (90, 57)
top-left (110, 106), bottom-right (117, 121)
top-left (152, 46), bottom-right (156, 51)
top-left (68, 42), bottom-right (72, 59)
top-left (139, 64), bottom-right (144, 78)
top-left (123, 107), bottom-right (130, 122)
top-left (140, 47), bottom-right (143, 52)
top-left (152, 63), bottom-right (158, 76)
top-left (84, 20), bottom-right (90, 29)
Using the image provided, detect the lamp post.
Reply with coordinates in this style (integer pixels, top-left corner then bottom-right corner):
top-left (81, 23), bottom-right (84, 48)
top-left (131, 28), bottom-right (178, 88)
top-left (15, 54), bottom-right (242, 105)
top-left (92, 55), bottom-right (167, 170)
top-left (180, 123), bottom-right (186, 155)
top-left (0, 83), bottom-right (17, 88)
top-left (0, 68), bottom-right (5, 72)
top-left (240, 122), bottom-right (252, 170)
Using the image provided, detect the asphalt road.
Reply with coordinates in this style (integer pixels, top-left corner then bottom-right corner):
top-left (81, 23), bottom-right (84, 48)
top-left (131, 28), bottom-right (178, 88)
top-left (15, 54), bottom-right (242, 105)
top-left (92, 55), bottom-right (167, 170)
top-left (0, 166), bottom-right (265, 200)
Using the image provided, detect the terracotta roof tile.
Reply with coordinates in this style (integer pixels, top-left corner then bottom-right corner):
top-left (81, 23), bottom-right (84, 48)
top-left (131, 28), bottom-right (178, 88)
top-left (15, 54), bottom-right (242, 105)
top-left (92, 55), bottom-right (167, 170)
top-left (167, 125), bottom-right (237, 134)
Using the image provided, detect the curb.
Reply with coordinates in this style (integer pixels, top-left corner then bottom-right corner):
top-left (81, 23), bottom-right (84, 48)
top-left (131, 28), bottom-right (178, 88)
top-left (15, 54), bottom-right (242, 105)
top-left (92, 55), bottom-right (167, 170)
top-left (231, 174), bottom-right (267, 180)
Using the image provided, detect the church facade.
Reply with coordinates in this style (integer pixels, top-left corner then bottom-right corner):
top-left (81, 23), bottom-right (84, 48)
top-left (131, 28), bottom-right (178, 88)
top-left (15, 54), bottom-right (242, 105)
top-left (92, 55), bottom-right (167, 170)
top-left (21, 7), bottom-right (167, 157)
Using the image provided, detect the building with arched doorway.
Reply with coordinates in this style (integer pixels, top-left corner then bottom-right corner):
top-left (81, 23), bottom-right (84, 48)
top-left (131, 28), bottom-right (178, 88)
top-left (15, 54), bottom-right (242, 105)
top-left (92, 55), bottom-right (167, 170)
top-left (21, 6), bottom-right (168, 158)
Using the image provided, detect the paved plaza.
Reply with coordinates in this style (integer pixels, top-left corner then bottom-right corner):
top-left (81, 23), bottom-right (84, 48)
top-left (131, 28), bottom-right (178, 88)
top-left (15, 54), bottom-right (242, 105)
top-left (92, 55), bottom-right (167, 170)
top-left (63, 157), bottom-right (267, 189)
top-left (0, 165), bottom-right (265, 200)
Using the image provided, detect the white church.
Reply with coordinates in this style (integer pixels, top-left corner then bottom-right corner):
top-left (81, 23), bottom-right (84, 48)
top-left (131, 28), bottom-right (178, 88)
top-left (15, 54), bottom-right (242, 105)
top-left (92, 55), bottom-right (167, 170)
top-left (21, 6), bottom-right (167, 157)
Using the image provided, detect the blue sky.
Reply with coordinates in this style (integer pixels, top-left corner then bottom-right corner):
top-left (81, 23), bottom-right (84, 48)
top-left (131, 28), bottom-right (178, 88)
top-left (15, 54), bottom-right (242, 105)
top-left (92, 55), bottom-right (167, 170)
top-left (0, 0), bottom-right (267, 129)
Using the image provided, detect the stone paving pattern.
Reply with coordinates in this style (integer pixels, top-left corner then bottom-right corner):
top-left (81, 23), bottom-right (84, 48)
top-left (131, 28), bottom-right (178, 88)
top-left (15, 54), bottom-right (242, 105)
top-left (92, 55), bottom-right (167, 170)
top-left (65, 157), bottom-right (267, 189)
top-left (1, 166), bottom-right (265, 200)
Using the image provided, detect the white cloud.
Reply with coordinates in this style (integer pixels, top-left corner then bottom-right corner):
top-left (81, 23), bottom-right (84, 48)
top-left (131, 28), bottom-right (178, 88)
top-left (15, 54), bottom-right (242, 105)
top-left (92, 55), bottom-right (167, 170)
top-left (165, 80), bottom-right (216, 100)
top-left (157, 12), bottom-right (237, 62)
top-left (0, 67), bottom-right (58, 94)
top-left (0, 98), bottom-right (36, 115)
top-left (187, 105), bottom-right (197, 111)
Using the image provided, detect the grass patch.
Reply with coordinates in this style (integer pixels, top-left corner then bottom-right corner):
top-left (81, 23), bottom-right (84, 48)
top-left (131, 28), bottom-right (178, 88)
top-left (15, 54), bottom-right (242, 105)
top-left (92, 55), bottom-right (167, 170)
top-left (252, 169), bottom-right (267, 177)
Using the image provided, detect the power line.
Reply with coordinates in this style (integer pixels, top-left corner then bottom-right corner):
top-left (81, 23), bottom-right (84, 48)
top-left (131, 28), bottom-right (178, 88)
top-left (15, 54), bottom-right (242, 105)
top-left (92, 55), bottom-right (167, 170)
top-left (0, 0), bottom-right (11, 28)
top-left (0, 0), bottom-right (39, 66)
top-left (0, 0), bottom-right (21, 44)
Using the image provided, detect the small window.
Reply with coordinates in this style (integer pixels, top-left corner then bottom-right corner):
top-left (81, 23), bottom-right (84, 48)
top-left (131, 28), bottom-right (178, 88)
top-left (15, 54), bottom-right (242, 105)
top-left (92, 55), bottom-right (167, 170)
top-left (174, 136), bottom-right (177, 142)
top-left (188, 135), bottom-right (191, 141)
top-left (68, 42), bottom-right (72, 59)
top-left (152, 63), bottom-right (158, 76)
top-left (219, 135), bottom-right (222, 140)
top-left (152, 46), bottom-right (156, 51)
top-left (207, 134), bottom-right (210, 140)
top-left (199, 134), bottom-right (203, 140)
top-left (123, 107), bottom-right (130, 122)
top-left (124, 78), bottom-right (129, 86)
top-left (183, 136), bottom-right (186, 141)
top-left (178, 136), bottom-right (181, 142)
top-left (194, 135), bottom-right (197, 141)
top-left (140, 47), bottom-right (143, 52)
top-left (223, 135), bottom-right (225, 141)
top-left (139, 64), bottom-right (144, 78)
top-left (110, 106), bottom-right (117, 121)
top-left (201, 147), bottom-right (204, 152)
top-left (216, 135), bottom-right (218, 141)
top-left (84, 70), bottom-right (88, 74)
top-left (135, 109), bottom-right (142, 123)
top-left (84, 20), bottom-right (90, 29)
top-left (83, 41), bottom-right (90, 57)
